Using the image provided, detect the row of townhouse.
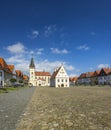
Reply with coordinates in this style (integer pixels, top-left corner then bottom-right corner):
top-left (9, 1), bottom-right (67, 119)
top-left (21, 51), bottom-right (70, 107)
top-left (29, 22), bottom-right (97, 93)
top-left (77, 68), bottom-right (111, 85)
top-left (0, 57), bottom-right (29, 87)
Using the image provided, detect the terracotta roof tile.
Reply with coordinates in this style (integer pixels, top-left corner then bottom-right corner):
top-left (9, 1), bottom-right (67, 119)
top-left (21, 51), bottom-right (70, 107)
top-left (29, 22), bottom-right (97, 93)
top-left (16, 70), bottom-right (23, 77)
top-left (8, 65), bottom-right (14, 72)
top-left (93, 70), bottom-right (101, 76)
top-left (102, 68), bottom-right (111, 75)
top-left (78, 73), bottom-right (86, 79)
top-left (35, 71), bottom-right (51, 76)
top-left (0, 57), bottom-right (8, 68)
top-left (69, 77), bottom-right (78, 81)
top-left (86, 72), bottom-right (94, 77)
top-left (0, 57), bottom-right (12, 73)
top-left (23, 75), bottom-right (29, 80)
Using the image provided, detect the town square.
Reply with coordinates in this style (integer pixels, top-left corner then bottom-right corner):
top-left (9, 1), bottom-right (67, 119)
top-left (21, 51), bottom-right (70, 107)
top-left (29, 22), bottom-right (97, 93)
top-left (0, 0), bottom-right (111, 130)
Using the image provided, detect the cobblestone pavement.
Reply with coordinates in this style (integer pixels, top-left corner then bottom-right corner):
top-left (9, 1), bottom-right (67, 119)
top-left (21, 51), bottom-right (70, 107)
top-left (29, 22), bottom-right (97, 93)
top-left (16, 86), bottom-right (111, 130)
top-left (0, 87), bottom-right (35, 130)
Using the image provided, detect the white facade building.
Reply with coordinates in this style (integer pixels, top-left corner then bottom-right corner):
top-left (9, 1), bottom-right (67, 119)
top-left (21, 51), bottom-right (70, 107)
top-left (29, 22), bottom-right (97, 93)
top-left (29, 58), bottom-right (51, 86)
top-left (51, 65), bottom-right (69, 88)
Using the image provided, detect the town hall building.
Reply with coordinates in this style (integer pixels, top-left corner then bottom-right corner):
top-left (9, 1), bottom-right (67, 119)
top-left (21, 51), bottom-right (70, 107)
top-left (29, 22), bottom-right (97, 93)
top-left (50, 65), bottom-right (69, 88)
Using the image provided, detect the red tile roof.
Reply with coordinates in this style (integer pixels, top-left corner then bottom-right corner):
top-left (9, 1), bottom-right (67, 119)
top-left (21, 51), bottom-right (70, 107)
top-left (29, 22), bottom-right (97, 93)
top-left (93, 70), bottom-right (101, 76)
top-left (35, 71), bottom-right (51, 76)
top-left (69, 77), bottom-right (78, 81)
top-left (0, 57), bottom-right (12, 73)
top-left (86, 72), bottom-right (94, 77)
top-left (0, 57), bottom-right (8, 68)
top-left (8, 65), bottom-right (14, 72)
top-left (102, 68), bottom-right (111, 75)
top-left (78, 73), bottom-right (86, 79)
top-left (16, 70), bottom-right (23, 77)
top-left (23, 75), bottom-right (29, 80)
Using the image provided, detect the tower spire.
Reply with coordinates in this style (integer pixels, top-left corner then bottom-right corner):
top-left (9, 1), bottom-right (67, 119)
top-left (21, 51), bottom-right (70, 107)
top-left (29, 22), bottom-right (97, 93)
top-left (29, 57), bottom-right (35, 68)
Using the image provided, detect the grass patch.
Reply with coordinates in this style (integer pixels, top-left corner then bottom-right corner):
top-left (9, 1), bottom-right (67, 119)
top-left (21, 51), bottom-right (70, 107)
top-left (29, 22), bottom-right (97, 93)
top-left (0, 86), bottom-right (28, 94)
top-left (6, 87), bottom-right (19, 91)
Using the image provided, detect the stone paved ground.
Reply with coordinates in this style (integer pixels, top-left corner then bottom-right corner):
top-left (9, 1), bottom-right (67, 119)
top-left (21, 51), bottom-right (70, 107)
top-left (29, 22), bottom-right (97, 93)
top-left (16, 86), bottom-right (111, 130)
top-left (0, 87), bottom-right (35, 130)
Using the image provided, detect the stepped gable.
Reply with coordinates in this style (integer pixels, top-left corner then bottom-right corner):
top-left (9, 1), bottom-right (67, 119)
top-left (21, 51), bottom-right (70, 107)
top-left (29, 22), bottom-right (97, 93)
top-left (35, 71), bottom-right (51, 76)
top-left (29, 57), bottom-right (35, 68)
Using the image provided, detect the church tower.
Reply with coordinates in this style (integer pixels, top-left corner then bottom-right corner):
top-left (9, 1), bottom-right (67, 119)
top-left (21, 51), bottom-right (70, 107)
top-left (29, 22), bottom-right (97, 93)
top-left (29, 57), bottom-right (35, 86)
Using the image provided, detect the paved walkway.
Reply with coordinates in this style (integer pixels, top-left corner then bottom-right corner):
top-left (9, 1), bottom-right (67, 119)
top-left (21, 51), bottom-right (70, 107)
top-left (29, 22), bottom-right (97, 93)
top-left (16, 87), bottom-right (111, 130)
top-left (0, 87), bottom-right (35, 130)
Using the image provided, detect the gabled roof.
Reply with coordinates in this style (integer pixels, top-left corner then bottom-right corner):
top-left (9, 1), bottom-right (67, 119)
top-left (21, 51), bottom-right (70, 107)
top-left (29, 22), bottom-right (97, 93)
top-left (0, 57), bottom-right (12, 73)
top-left (0, 57), bottom-right (8, 68)
top-left (78, 73), bottom-right (86, 79)
top-left (35, 71), bottom-right (51, 76)
top-left (8, 65), bottom-right (14, 72)
top-left (94, 70), bottom-right (101, 76)
top-left (29, 58), bottom-right (35, 68)
top-left (51, 66), bottom-right (61, 79)
top-left (86, 72), bottom-right (94, 77)
top-left (23, 75), bottom-right (29, 80)
top-left (69, 77), bottom-right (78, 81)
top-left (16, 70), bottom-right (23, 77)
top-left (100, 68), bottom-right (111, 75)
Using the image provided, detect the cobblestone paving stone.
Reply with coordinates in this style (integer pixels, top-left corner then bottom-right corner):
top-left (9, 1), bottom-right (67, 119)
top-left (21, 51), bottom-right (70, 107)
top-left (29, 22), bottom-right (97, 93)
top-left (16, 86), bottom-right (111, 130)
top-left (0, 87), bottom-right (35, 130)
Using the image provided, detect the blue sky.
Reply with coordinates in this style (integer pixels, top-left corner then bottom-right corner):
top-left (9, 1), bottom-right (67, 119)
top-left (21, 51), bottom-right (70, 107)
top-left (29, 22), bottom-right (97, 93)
top-left (0, 0), bottom-right (111, 76)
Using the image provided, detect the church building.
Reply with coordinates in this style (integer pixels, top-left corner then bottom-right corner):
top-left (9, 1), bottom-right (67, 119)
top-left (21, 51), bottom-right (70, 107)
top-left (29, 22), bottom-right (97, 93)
top-left (29, 58), bottom-right (51, 86)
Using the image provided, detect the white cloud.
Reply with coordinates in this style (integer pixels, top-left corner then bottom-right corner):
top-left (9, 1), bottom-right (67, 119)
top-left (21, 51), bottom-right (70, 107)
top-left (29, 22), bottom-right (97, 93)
top-left (6, 55), bottom-right (26, 63)
top-left (68, 73), bottom-right (78, 77)
top-left (36, 48), bottom-right (44, 55)
top-left (44, 25), bottom-right (57, 37)
top-left (28, 30), bottom-right (39, 39)
top-left (89, 67), bottom-right (93, 70)
top-left (50, 48), bottom-right (69, 54)
top-left (76, 44), bottom-right (90, 51)
top-left (97, 64), bottom-right (110, 69)
top-left (35, 60), bottom-right (75, 73)
top-left (6, 42), bottom-right (25, 53)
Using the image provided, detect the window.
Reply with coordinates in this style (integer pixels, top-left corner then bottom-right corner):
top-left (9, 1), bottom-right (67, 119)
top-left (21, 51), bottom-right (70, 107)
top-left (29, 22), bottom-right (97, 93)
top-left (48, 77), bottom-right (50, 83)
top-left (66, 79), bottom-right (67, 82)
top-left (58, 79), bottom-right (60, 82)
top-left (62, 79), bottom-right (64, 82)
top-left (0, 72), bottom-right (2, 76)
top-left (31, 72), bottom-right (33, 74)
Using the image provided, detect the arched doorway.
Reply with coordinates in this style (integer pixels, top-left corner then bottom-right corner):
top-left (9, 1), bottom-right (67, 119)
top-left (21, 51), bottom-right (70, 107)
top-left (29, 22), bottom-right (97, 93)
top-left (61, 84), bottom-right (64, 87)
